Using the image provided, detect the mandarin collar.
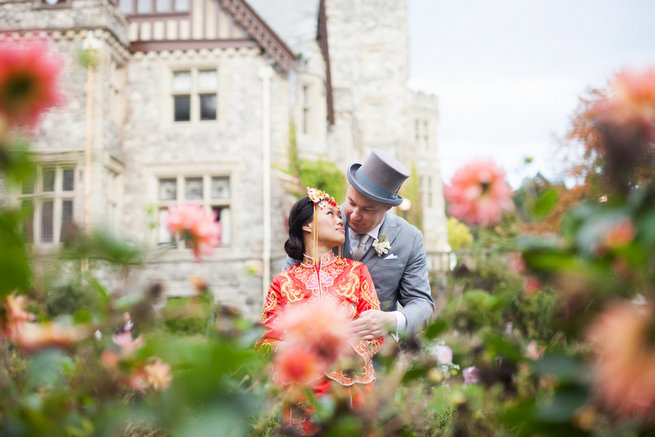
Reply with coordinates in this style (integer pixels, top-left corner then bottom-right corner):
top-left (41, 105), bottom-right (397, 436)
top-left (301, 250), bottom-right (338, 268)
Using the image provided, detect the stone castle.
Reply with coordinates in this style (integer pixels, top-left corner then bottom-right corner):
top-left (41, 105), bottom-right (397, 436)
top-left (0, 0), bottom-right (447, 319)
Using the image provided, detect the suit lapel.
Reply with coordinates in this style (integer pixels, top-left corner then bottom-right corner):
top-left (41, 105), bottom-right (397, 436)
top-left (361, 213), bottom-right (400, 269)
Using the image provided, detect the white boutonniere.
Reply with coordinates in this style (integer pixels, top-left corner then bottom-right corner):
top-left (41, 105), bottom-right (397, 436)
top-left (373, 234), bottom-right (391, 257)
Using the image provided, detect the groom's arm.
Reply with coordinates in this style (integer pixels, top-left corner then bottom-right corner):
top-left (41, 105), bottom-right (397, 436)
top-left (282, 255), bottom-right (300, 271)
top-left (397, 228), bottom-right (435, 334)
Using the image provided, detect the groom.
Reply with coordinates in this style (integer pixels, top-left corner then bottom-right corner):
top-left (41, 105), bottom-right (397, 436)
top-left (284, 149), bottom-right (435, 340)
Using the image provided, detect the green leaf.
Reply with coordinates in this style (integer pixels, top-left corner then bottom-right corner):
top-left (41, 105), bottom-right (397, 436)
top-left (533, 386), bottom-right (588, 422)
top-left (424, 318), bottom-right (448, 340)
top-left (0, 139), bottom-right (36, 188)
top-left (532, 188), bottom-right (559, 220)
top-left (533, 352), bottom-right (583, 383)
top-left (26, 349), bottom-right (73, 390)
top-left (0, 210), bottom-right (31, 296)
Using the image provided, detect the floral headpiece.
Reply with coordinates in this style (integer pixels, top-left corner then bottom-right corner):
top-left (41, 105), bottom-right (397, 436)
top-left (305, 187), bottom-right (341, 262)
top-left (306, 187), bottom-right (338, 209)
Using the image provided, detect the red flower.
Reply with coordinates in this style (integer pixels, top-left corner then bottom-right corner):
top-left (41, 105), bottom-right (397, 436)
top-left (0, 38), bottom-right (63, 128)
top-left (587, 300), bottom-right (655, 420)
top-left (603, 219), bottom-right (635, 250)
top-left (166, 204), bottom-right (222, 261)
top-left (444, 160), bottom-right (514, 226)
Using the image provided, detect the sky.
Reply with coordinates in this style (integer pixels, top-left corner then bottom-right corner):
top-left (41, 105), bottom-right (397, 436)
top-left (407, 0), bottom-right (655, 188)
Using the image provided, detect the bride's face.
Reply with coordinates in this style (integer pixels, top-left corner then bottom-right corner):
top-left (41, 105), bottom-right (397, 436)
top-left (311, 201), bottom-right (345, 247)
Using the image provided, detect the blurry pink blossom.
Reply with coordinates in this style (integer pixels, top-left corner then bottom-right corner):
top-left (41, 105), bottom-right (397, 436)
top-left (166, 204), bottom-right (221, 261)
top-left (594, 69), bottom-right (655, 140)
top-left (463, 366), bottom-right (480, 385)
top-left (144, 357), bottom-right (172, 391)
top-left (524, 277), bottom-right (542, 295)
top-left (587, 300), bottom-right (655, 420)
top-left (444, 160), bottom-right (514, 226)
top-left (273, 343), bottom-right (324, 386)
top-left (0, 38), bottom-right (63, 128)
top-left (274, 296), bottom-right (353, 367)
top-left (434, 345), bottom-right (453, 365)
top-left (112, 332), bottom-right (145, 357)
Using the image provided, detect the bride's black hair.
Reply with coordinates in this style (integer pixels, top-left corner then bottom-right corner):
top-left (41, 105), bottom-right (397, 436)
top-left (285, 196), bottom-right (315, 260)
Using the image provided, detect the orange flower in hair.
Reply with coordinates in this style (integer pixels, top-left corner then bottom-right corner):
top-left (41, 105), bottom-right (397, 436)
top-left (306, 187), bottom-right (338, 209)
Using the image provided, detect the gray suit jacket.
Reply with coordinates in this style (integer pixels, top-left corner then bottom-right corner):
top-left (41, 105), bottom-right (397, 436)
top-left (283, 210), bottom-right (435, 334)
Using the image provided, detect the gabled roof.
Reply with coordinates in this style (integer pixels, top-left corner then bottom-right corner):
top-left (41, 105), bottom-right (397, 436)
top-left (222, 0), bottom-right (297, 71)
top-left (246, 0), bottom-right (320, 58)
top-left (127, 0), bottom-right (296, 72)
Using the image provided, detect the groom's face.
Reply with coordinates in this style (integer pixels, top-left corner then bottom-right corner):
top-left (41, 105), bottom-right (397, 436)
top-left (344, 185), bottom-right (390, 234)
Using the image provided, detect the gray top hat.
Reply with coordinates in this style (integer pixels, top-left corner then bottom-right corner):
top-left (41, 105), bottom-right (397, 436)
top-left (347, 149), bottom-right (410, 206)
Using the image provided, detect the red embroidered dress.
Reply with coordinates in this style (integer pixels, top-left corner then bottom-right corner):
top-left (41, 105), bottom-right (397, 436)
top-left (261, 251), bottom-right (384, 386)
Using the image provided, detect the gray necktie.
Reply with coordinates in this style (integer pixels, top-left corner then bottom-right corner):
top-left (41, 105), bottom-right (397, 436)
top-left (352, 234), bottom-right (370, 261)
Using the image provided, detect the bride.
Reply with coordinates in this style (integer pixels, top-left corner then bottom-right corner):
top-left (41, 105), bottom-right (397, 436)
top-left (260, 187), bottom-right (384, 435)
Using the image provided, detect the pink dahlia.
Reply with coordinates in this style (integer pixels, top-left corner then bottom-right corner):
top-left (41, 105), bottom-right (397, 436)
top-left (273, 343), bottom-right (324, 386)
top-left (594, 69), bottom-right (655, 139)
top-left (274, 296), bottom-right (353, 366)
top-left (444, 160), bottom-right (514, 226)
top-left (587, 300), bottom-right (655, 421)
top-left (166, 204), bottom-right (221, 260)
top-left (0, 38), bottom-right (64, 128)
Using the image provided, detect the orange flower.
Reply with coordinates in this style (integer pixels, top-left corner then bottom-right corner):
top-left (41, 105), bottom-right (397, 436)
top-left (587, 300), bottom-right (655, 420)
top-left (444, 160), bottom-right (514, 226)
top-left (144, 357), bottom-right (172, 391)
top-left (5, 293), bottom-right (36, 324)
top-left (0, 38), bottom-right (63, 128)
top-left (3, 293), bottom-right (90, 351)
top-left (603, 219), bottom-right (635, 249)
top-left (11, 322), bottom-right (91, 352)
top-left (273, 343), bottom-right (325, 386)
top-left (166, 204), bottom-right (222, 261)
top-left (274, 296), bottom-right (353, 366)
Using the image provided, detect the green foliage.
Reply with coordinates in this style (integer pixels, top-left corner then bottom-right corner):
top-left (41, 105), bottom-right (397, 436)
top-left (399, 162), bottom-right (423, 229)
top-left (298, 158), bottom-right (347, 203)
top-left (447, 217), bottom-right (473, 250)
top-left (284, 121), bottom-right (347, 202)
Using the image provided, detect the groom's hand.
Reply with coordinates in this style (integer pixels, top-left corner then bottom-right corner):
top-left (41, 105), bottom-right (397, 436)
top-left (353, 310), bottom-right (396, 340)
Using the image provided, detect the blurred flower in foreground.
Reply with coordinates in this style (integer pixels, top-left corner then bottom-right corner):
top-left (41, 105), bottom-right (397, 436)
top-left (602, 218), bottom-right (635, 250)
top-left (127, 359), bottom-right (171, 393)
top-left (273, 343), bottom-right (324, 386)
top-left (444, 160), bottom-right (514, 226)
top-left (274, 296), bottom-right (352, 365)
top-left (594, 69), bottom-right (655, 140)
top-left (0, 38), bottom-right (63, 128)
top-left (2, 293), bottom-right (90, 351)
top-left (269, 297), bottom-right (352, 386)
top-left (144, 357), bottom-right (172, 391)
top-left (166, 204), bottom-right (221, 261)
top-left (434, 344), bottom-right (453, 365)
top-left (112, 331), bottom-right (145, 357)
top-left (587, 300), bottom-right (655, 420)
top-left (463, 366), bottom-right (480, 384)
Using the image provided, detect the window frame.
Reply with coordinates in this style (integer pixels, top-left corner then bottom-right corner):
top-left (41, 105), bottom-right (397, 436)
top-left (17, 162), bottom-right (79, 247)
top-left (147, 164), bottom-right (236, 258)
top-left (170, 68), bottom-right (218, 124)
